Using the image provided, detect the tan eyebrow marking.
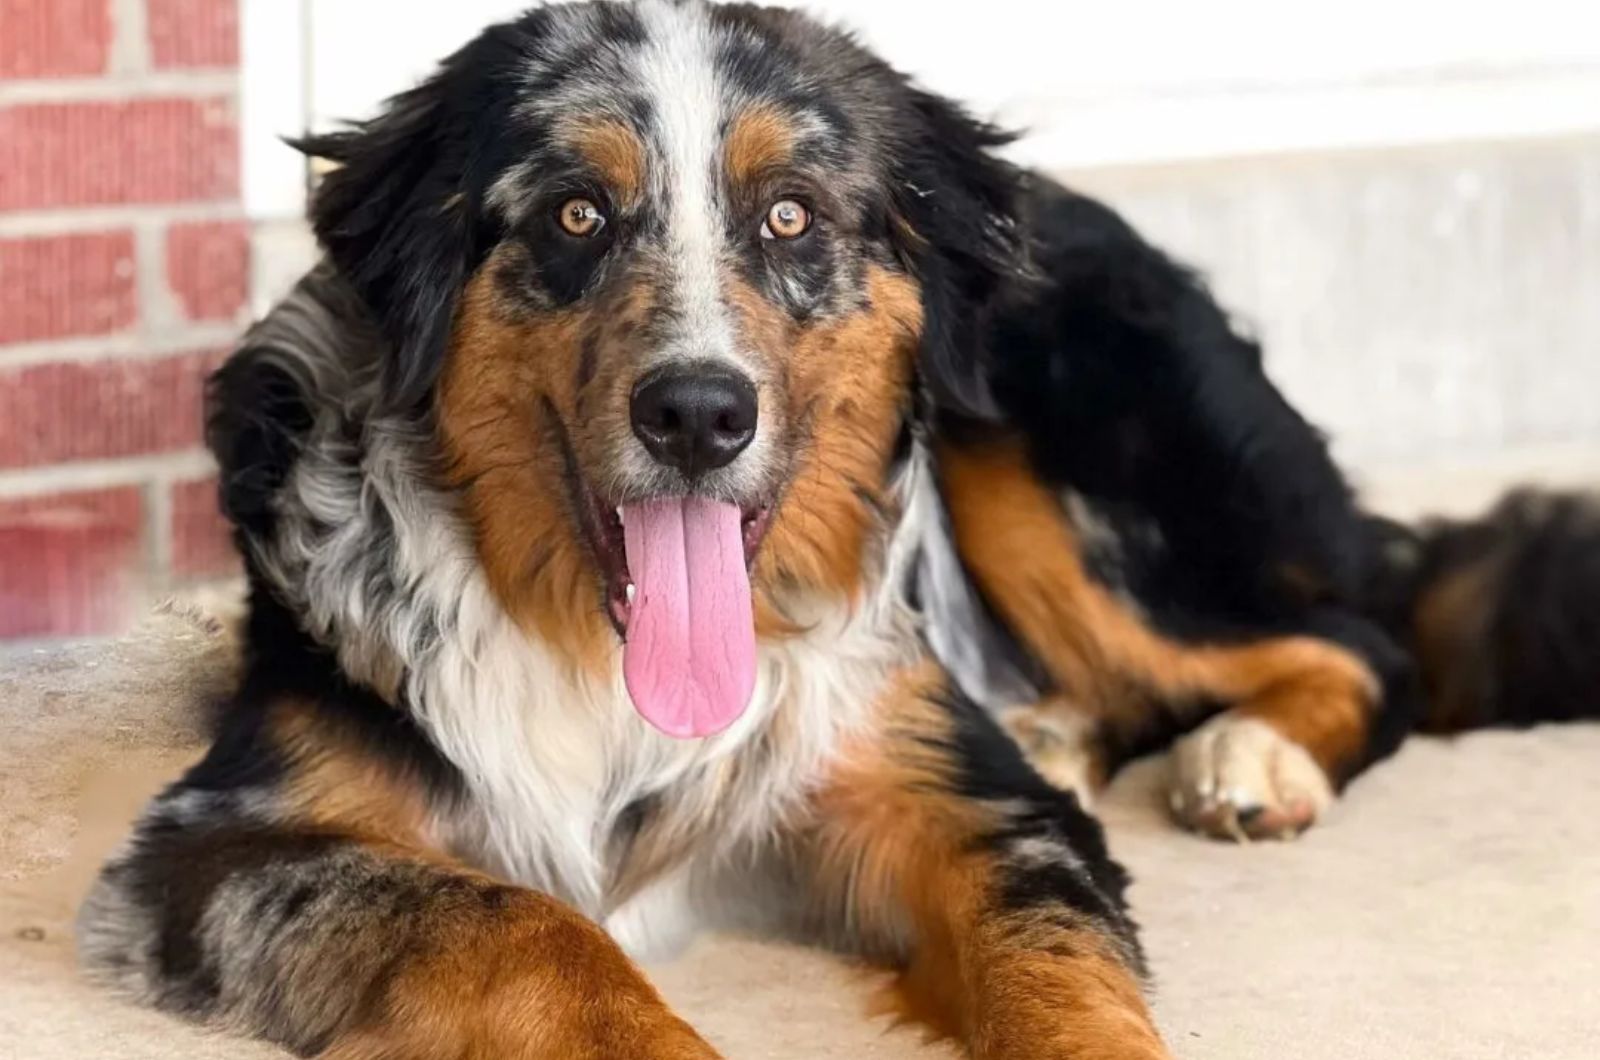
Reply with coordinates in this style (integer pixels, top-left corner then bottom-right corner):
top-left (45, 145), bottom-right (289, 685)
top-left (567, 119), bottom-right (647, 206)
top-left (724, 102), bottom-right (796, 191)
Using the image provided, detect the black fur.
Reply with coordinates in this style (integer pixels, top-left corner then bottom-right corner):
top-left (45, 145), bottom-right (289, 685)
top-left (288, 19), bottom-right (549, 413)
top-left (887, 88), bottom-right (1029, 422)
top-left (932, 689), bottom-right (1143, 968)
top-left (987, 179), bottom-right (1367, 624)
top-left (1370, 491), bottom-right (1600, 730)
top-left (206, 351), bottom-right (314, 541)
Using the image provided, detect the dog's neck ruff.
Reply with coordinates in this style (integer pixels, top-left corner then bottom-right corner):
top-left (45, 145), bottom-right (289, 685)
top-left (241, 273), bottom-right (927, 946)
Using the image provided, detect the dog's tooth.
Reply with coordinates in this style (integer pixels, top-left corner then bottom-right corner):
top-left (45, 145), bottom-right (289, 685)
top-left (625, 583), bottom-right (636, 603)
top-left (616, 507), bottom-right (625, 524)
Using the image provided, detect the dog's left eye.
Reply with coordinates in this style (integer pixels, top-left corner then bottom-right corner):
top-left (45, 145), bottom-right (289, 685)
top-left (761, 199), bottom-right (811, 241)
top-left (556, 197), bottom-right (606, 238)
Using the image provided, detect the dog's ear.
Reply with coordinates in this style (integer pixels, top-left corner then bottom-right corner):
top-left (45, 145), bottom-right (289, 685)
top-left (888, 88), bottom-right (1030, 422)
top-left (290, 35), bottom-right (515, 414)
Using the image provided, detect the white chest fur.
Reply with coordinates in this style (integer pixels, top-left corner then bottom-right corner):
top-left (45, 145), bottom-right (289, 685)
top-left (410, 581), bottom-right (911, 955)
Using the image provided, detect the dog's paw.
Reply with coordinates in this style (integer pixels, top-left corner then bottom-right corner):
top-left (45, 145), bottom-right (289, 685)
top-left (999, 705), bottom-right (1103, 807)
top-left (1167, 714), bottom-right (1334, 841)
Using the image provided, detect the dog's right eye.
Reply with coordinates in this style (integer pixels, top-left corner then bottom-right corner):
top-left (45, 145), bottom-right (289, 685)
top-left (556, 197), bottom-right (606, 238)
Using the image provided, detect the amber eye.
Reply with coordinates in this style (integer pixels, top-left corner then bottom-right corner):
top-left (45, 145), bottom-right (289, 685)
top-left (761, 199), bottom-right (811, 240)
top-left (556, 197), bottom-right (606, 238)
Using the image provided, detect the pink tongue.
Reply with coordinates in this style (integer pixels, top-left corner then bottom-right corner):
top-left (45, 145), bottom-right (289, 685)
top-left (621, 497), bottom-right (756, 739)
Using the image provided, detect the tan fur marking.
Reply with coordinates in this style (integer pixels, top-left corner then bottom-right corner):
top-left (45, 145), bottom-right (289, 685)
top-left (1228, 668), bottom-right (1372, 775)
top-left (807, 667), bottom-right (1169, 1059)
top-left (808, 666), bottom-right (995, 947)
top-left (273, 703), bottom-right (437, 846)
top-left (325, 886), bottom-right (719, 1059)
top-left (568, 119), bottom-right (647, 207)
top-left (959, 934), bottom-right (1171, 1060)
top-left (437, 264), bottom-right (617, 671)
top-left (724, 103), bottom-right (795, 191)
top-left (941, 437), bottom-right (1379, 781)
top-left (750, 267), bottom-right (922, 605)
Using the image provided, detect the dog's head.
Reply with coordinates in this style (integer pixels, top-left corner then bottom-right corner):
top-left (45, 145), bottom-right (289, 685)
top-left (296, 1), bottom-right (1024, 736)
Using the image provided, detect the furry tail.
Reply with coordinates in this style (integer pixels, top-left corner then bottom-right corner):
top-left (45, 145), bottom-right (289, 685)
top-left (1364, 489), bottom-right (1600, 733)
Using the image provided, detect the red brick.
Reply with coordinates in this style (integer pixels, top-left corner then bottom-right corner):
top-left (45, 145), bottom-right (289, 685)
top-left (0, 0), bottom-right (112, 79)
top-left (0, 231), bottom-right (137, 344)
top-left (0, 350), bottom-right (224, 469)
top-left (0, 98), bottom-right (238, 211)
top-left (0, 486), bottom-right (143, 638)
top-left (166, 220), bottom-right (248, 322)
top-left (148, 0), bottom-right (238, 70)
top-left (169, 475), bottom-right (236, 578)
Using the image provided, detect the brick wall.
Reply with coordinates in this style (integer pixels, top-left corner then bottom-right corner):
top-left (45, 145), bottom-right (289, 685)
top-left (0, 0), bottom-right (242, 639)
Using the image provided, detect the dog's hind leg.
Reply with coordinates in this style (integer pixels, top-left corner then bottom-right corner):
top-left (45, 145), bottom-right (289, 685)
top-left (939, 437), bottom-right (1418, 841)
top-left (1165, 609), bottom-right (1421, 840)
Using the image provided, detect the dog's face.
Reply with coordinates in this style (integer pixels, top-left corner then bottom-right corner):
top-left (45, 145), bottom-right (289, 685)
top-left (301, 1), bottom-right (1023, 735)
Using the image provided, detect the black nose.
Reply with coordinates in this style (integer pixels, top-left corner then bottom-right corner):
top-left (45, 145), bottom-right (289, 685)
top-left (630, 365), bottom-right (758, 477)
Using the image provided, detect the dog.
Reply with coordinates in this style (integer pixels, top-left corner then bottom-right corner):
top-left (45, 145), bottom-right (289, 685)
top-left (77, 3), bottom-right (1599, 1057)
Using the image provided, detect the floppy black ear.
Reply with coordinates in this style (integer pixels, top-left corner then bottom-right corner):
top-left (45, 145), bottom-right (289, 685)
top-left (888, 88), bottom-right (1031, 422)
top-left (290, 34), bottom-right (516, 414)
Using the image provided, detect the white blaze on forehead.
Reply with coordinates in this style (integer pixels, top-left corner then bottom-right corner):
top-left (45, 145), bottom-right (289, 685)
top-left (633, 0), bottom-right (742, 371)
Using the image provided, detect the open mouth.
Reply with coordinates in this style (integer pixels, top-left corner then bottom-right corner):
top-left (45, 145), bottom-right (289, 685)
top-left (576, 479), bottom-right (773, 740)
top-left (580, 485), bottom-right (773, 636)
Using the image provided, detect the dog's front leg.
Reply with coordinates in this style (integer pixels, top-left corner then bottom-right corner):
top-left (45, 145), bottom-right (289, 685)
top-left (801, 665), bottom-right (1171, 1060)
top-left (77, 701), bottom-right (720, 1060)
